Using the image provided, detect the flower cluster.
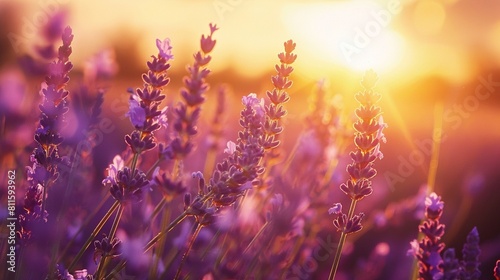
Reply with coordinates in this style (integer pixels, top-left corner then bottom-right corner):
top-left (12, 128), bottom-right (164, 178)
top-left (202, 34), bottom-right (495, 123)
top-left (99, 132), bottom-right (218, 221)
top-left (409, 192), bottom-right (446, 280)
top-left (182, 93), bottom-right (266, 226)
top-left (103, 38), bottom-right (173, 204)
top-left (329, 70), bottom-right (386, 234)
top-left (409, 193), bottom-right (486, 280)
top-left (18, 26), bottom-right (74, 242)
top-left (461, 227), bottom-right (481, 279)
top-left (263, 40), bottom-right (296, 157)
top-left (162, 23), bottom-right (218, 159)
top-left (182, 40), bottom-right (296, 226)
top-left (125, 37), bottom-right (172, 154)
top-left (93, 235), bottom-right (121, 264)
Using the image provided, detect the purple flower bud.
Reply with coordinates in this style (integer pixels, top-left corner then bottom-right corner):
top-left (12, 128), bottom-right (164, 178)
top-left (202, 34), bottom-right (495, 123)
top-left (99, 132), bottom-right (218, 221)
top-left (328, 203), bottom-right (342, 215)
top-left (425, 192), bottom-right (444, 220)
top-left (156, 38), bottom-right (174, 60)
top-left (126, 99), bottom-right (146, 128)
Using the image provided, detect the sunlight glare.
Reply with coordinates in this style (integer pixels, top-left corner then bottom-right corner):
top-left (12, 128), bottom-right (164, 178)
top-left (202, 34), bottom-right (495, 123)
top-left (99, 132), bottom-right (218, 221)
top-left (283, 1), bottom-right (405, 75)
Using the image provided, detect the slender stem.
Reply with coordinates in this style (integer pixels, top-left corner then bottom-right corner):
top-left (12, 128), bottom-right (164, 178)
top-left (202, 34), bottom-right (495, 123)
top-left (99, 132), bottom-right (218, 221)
top-left (67, 200), bottom-right (120, 272)
top-left (130, 152), bottom-right (139, 175)
top-left (427, 102), bottom-right (443, 193)
top-left (96, 204), bottom-right (123, 279)
top-left (58, 192), bottom-right (110, 263)
top-left (108, 204), bottom-right (123, 240)
top-left (146, 158), bottom-right (161, 177)
top-left (411, 102), bottom-right (444, 280)
top-left (328, 199), bottom-right (357, 280)
top-left (280, 132), bottom-right (302, 176)
top-left (242, 221), bottom-right (269, 255)
top-left (149, 207), bottom-right (171, 279)
top-left (174, 223), bottom-right (203, 280)
top-left (144, 211), bottom-right (188, 252)
top-left (104, 259), bottom-right (127, 280)
top-left (144, 190), bottom-right (213, 252)
top-left (229, 220), bottom-right (269, 271)
top-left (148, 197), bottom-right (167, 225)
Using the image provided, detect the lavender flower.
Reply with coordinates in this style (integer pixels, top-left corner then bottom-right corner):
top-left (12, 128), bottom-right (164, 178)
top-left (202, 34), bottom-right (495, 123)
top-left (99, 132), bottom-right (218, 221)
top-left (410, 192), bottom-right (446, 280)
top-left (263, 40), bottom-right (296, 157)
top-left (103, 37), bottom-right (173, 202)
top-left (163, 23), bottom-right (218, 159)
top-left (460, 227), bottom-right (481, 280)
top-left (124, 36), bottom-right (173, 149)
top-left (329, 70), bottom-right (386, 233)
top-left (93, 235), bottom-right (122, 264)
top-left (151, 167), bottom-right (187, 202)
top-left (208, 93), bottom-right (266, 208)
top-left (19, 26), bottom-right (73, 242)
top-left (328, 70), bottom-right (386, 280)
top-left (442, 248), bottom-right (460, 280)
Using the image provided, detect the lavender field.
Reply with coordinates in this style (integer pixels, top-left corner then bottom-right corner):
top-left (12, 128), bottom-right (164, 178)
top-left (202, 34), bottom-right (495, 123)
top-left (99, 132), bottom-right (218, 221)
top-left (1, 1), bottom-right (500, 279)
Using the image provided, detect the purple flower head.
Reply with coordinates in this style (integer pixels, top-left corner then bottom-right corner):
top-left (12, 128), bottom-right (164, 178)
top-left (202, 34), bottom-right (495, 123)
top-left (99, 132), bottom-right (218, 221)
top-left (200, 23), bottom-right (218, 54)
top-left (425, 192), bottom-right (444, 220)
top-left (242, 93), bottom-right (265, 118)
top-left (442, 248), bottom-right (460, 280)
top-left (126, 98), bottom-right (147, 128)
top-left (328, 203), bottom-right (342, 215)
top-left (109, 167), bottom-right (149, 203)
top-left (224, 141), bottom-right (237, 155)
top-left (152, 169), bottom-right (186, 202)
top-left (407, 239), bottom-right (420, 257)
top-left (461, 227), bottom-right (481, 279)
top-left (156, 38), bottom-right (174, 60)
top-left (102, 155), bottom-right (124, 187)
top-left (158, 107), bottom-right (168, 129)
top-left (73, 269), bottom-right (88, 280)
top-left (93, 235), bottom-right (122, 264)
top-left (333, 212), bottom-right (365, 234)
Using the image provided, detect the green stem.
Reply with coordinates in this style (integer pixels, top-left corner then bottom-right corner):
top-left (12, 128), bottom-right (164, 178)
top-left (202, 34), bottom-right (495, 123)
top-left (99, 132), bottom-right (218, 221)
top-left (130, 152), bottom-right (139, 174)
top-left (149, 207), bottom-right (171, 279)
top-left (148, 197), bottom-right (167, 225)
top-left (104, 259), bottom-right (127, 280)
top-left (146, 158), bottom-right (162, 177)
top-left (242, 221), bottom-right (269, 255)
top-left (328, 199), bottom-right (357, 280)
top-left (229, 222), bottom-right (269, 268)
top-left (67, 200), bottom-right (120, 272)
top-left (144, 190), bottom-right (213, 252)
top-left (174, 223), bottom-right (203, 280)
top-left (144, 211), bottom-right (188, 252)
top-left (411, 102), bottom-right (445, 280)
top-left (96, 204), bottom-right (123, 279)
top-left (58, 192), bottom-right (110, 263)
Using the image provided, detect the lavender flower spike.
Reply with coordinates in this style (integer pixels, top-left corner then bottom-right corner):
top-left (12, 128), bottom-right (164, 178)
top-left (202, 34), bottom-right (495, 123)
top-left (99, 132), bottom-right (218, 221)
top-left (18, 26), bottom-right (74, 242)
top-left (124, 36), bottom-right (173, 153)
top-left (329, 70), bottom-right (386, 280)
top-left (461, 227), bottom-right (481, 280)
top-left (410, 191), bottom-right (446, 280)
top-left (164, 23), bottom-right (218, 159)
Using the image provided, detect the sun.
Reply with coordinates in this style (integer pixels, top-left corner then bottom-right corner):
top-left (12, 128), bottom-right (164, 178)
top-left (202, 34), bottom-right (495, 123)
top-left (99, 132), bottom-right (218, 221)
top-left (283, 1), bottom-right (406, 75)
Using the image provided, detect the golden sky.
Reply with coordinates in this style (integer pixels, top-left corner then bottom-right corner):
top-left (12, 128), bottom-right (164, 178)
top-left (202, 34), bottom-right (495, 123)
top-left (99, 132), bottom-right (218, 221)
top-left (3, 0), bottom-right (500, 86)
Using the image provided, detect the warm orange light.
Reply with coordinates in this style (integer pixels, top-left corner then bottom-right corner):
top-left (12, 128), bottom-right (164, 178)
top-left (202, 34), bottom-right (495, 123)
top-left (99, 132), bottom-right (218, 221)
top-left (413, 0), bottom-right (446, 35)
top-left (283, 1), bottom-right (405, 76)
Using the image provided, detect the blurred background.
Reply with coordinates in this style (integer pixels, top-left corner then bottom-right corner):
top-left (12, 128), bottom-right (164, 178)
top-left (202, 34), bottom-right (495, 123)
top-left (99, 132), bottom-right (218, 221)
top-left (1, 0), bottom-right (500, 278)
